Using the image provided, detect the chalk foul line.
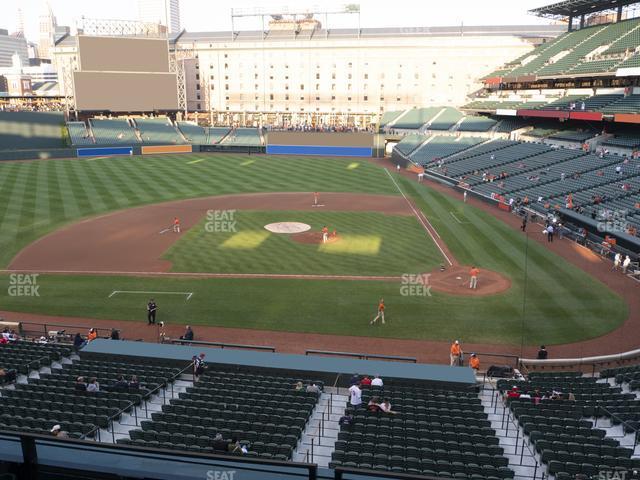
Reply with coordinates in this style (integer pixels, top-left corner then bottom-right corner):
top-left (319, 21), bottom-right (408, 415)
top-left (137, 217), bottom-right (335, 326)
top-left (384, 169), bottom-right (453, 266)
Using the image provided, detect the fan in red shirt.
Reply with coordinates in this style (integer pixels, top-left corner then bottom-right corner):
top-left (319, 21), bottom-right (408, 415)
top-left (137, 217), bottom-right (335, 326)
top-left (506, 386), bottom-right (521, 400)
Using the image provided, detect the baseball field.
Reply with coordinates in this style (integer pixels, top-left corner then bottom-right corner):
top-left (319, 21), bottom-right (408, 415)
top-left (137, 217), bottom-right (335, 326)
top-left (0, 153), bottom-right (628, 346)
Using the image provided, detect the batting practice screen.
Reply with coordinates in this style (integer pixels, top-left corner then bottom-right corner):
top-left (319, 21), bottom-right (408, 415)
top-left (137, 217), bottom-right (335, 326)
top-left (73, 35), bottom-right (178, 112)
top-left (266, 132), bottom-right (374, 157)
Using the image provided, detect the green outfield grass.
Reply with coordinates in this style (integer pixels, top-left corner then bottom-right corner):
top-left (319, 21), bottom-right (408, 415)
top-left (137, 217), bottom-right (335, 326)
top-left (0, 153), bottom-right (394, 268)
top-left (0, 155), bottom-right (628, 345)
top-left (163, 210), bottom-right (441, 275)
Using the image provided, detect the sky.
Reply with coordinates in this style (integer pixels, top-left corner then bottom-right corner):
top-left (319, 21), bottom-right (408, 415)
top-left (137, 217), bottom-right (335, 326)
top-left (4, 0), bottom-right (555, 42)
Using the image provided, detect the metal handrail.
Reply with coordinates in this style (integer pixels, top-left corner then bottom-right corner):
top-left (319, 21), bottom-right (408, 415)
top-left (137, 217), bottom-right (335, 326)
top-left (82, 361), bottom-right (195, 442)
top-left (305, 349), bottom-right (417, 363)
top-left (164, 338), bottom-right (276, 352)
top-left (19, 321), bottom-right (114, 341)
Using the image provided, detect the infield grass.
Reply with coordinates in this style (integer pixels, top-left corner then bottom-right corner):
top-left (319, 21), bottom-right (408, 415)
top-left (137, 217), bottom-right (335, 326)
top-left (163, 210), bottom-right (441, 275)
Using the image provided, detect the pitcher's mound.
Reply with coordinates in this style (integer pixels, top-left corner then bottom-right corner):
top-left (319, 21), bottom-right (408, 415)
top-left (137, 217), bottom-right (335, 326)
top-left (428, 265), bottom-right (511, 296)
top-left (291, 231), bottom-right (340, 245)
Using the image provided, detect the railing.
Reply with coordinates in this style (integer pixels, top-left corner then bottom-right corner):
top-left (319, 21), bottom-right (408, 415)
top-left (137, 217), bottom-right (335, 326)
top-left (20, 321), bottom-right (114, 342)
top-left (594, 404), bottom-right (640, 449)
top-left (164, 338), bottom-right (276, 352)
top-left (483, 377), bottom-right (543, 480)
top-left (305, 350), bottom-right (417, 363)
top-left (473, 351), bottom-right (521, 370)
top-left (83, 361), bottom-right (195, 443)
top-left (520, 346), bottom-right (640, 374)
top-left (335, 466), bottom-right (441, 479)
top-left (0, 429), bottom-right (319, 480)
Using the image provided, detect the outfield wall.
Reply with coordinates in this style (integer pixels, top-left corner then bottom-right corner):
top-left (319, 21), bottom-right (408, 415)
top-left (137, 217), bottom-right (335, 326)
top-left (76, 146), bottom-right (133, 157)
top-left (141, 145), bottom-right (193, 154)
top-left (266, 144), bottom-right (372, 156)
top-left (266, 131), bottom-right (374, 157)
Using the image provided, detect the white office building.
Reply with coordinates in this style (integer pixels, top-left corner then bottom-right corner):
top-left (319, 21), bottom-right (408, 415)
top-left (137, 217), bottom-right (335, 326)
top-left (137, 0), bottom-right (181, 34)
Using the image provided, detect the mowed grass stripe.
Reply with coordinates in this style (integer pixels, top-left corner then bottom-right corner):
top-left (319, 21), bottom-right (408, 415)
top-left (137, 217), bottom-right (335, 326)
top-left (62, 160), bottom-right (93, 216)
top-left (68, 159), bottom-right (109, 212)
top-left (34, 160), bottom-right (51, 229)
top-left (53, 158), bottom-right (82, 219)
top-left (82, 159), bottom-right (126, 210)
top-left (0, 164), bottom-right (32, 253)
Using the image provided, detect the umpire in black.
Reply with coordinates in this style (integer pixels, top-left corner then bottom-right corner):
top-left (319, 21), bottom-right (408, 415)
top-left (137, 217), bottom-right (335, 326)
top-left (147, 299), bottom-right (158, 325)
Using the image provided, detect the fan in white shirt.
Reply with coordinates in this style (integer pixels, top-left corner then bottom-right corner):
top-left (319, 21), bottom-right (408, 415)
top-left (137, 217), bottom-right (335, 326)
top-left (371, 375), bottom-right (383, 387)
top-left (348, 384), bottom-right (362, 406)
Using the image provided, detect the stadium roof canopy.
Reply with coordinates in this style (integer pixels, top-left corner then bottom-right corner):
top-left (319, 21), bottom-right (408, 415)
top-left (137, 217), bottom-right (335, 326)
top-left (530, 0), bottom-right (640, 18)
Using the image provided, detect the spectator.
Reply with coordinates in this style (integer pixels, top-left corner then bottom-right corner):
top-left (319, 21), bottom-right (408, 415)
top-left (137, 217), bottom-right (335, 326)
top-left (306, 383), bottom-right (320, 394)
top-left (537, 346), bottom-right (548, 360)
top-left (338, 414), bottom-right (354, 427)
top-left (348, 383), bottom-right (362, 408)
top-left (73, 332), bottom-right (84, 351)
top-left (469, 353), bottom-right (480, 372)
top-left (193, 353), bottom-right (206, 378)
top-left (180, 325), bottom-right (194, 342)
top-left (228, 437), bottom-right (247, 455)
top-left (294, 381), bottom-right (304, 391)
top-left (86, 377), bottom-right (100, 393)
top-left (506, 386), bottom-right (521, 400)
top-left (371, 375), bottom-right (383, 387)
top-left (0, 368), bottom-right (17, 385)
top-left (212, 433), bottom-right (228, 452)
top-left (532, 389), bottom-right (542, 405)
top-left (367, 396), bottom-right (381, 413)
top-left (87, 328), bottom-right (98, 342)
top-left (360, 375), bottom-right (372, 387)
top-left (128, 375), bottom-right (140, 389)
top-left (50, 425), bottom-right (69, 438)
top-left (110, 328), bottom-right (120, 340)
top-left (379, 399), bottom-right (397, 415)
top-left (114, 375), bottom-right (128, 389)
top-left (349, 373), bottom-right (360, 385)
top-left (75, 376), bottom-right (87, 392)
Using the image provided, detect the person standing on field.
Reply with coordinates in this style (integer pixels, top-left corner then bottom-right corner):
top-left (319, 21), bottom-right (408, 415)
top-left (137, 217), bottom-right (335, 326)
top-left (147, 299), bottom-right (158, 325)
top-left (613, 253), bottom-right (622, 271)
top-left (450, 340), bottom-right (462, 366)
top-left (370, 298), bottom-right (385, 325)
top-left (322, 225), bottom-right (329, 243)
top-left (173, 217), bottom-right (181, 233)
top-left (622, 255), bottom-right (631, 274)
top-left (469, 266), bottom-right (480, 289)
